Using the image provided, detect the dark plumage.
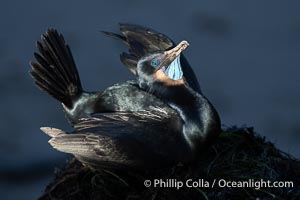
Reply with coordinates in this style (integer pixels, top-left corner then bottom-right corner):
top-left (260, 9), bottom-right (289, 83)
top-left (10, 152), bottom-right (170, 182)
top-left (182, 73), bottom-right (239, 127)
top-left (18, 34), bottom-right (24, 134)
top-left (41, 108), bottom-right (188, 170)
top-left (30, 24), bottom-right (201, 124)
top-left (30, 24), bottom-right (220, 170)
top-left (102, 23), bottom-right (201, 93)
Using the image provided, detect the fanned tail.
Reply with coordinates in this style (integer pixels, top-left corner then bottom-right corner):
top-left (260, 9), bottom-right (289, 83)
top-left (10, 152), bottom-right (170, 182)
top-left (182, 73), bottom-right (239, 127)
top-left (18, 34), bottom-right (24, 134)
top-left (30, 29), bottom-right (83, 108)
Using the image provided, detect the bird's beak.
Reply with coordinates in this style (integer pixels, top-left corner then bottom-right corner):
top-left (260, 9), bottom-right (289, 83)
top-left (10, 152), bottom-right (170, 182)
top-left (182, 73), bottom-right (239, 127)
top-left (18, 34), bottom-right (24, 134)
top-left (158, 40), bottom-right (189, 71)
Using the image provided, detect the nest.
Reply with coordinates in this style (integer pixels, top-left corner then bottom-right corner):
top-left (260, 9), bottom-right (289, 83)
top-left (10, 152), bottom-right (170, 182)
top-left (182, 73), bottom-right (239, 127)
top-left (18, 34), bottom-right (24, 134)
top-left (39, 127), bottom-right (300, 200)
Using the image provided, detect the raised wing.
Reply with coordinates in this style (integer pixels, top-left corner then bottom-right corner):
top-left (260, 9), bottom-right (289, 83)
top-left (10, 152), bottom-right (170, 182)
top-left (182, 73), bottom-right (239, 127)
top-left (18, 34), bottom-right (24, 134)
top-left (102, 23), bottom-right (173, 74)
top-left (103, 23), bottom-right (201, 93)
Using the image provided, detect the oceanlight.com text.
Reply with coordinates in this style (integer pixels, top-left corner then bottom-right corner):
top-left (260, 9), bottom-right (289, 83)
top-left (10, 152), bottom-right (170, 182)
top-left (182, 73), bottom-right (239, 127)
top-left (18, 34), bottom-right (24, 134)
top-left (143, 179), bottom-right (294, 190)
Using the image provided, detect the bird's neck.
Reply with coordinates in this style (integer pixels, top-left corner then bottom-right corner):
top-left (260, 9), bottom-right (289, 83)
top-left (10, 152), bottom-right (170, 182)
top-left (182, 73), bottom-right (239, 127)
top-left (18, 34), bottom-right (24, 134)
top-left (152, 83), bottom-right (220, 149)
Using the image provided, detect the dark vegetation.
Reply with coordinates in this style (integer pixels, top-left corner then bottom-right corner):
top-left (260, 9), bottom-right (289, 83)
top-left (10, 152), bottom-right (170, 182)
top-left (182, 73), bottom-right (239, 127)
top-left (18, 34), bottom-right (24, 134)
top-left (39, 127), bottom-right (300, 200)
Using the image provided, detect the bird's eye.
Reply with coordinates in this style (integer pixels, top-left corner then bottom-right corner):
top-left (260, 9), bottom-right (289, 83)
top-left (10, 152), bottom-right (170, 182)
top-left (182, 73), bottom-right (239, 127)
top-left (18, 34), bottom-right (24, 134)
top-left (151, 60), bottom-right (159, 67)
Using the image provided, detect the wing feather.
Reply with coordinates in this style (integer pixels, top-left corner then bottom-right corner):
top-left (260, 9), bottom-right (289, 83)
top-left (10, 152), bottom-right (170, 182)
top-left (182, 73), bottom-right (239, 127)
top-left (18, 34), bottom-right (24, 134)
top-left (103, 23), bottom-right (201, 93)
top-left (41, 107), bottom-right (186, 169)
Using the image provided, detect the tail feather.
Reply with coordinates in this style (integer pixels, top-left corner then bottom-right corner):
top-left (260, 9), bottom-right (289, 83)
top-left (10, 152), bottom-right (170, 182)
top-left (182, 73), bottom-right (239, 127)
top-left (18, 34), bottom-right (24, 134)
top-left (30, 29), bottom-right (82, 108)
top-left (30, 62), bottom-right (66, 93)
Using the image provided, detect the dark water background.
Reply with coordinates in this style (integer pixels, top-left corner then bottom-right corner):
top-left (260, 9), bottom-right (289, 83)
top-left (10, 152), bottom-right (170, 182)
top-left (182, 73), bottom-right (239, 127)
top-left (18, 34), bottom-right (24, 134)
top-left (0, 0), bottom-right (299, 199)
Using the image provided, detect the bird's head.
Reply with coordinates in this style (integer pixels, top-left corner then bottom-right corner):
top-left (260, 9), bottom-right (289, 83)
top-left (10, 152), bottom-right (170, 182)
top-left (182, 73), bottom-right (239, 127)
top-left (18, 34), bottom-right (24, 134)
top-left (137, 41), bottom-right (189, 90)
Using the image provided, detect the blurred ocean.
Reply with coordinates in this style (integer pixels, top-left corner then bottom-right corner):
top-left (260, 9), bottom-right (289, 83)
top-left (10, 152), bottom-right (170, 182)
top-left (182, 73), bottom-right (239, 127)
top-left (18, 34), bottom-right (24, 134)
top-left (0, 0), bottom-right (299, 199)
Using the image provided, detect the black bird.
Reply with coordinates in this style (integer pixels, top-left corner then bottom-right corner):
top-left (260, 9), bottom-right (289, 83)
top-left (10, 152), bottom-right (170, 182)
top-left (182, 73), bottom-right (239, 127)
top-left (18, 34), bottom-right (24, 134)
top-left (30, 25), bottom-right (220, 169)
top-left (30, 24), bottom-right (201, 124)
top-left (41, 40), bottom-right (220, 169)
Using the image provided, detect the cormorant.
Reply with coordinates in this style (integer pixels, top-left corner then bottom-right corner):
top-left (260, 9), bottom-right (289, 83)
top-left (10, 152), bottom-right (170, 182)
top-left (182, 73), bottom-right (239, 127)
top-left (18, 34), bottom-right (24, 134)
top-left (30, 24), bottom-right (201, 124)
top-left (30, 24), bottom-right (220, 169)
